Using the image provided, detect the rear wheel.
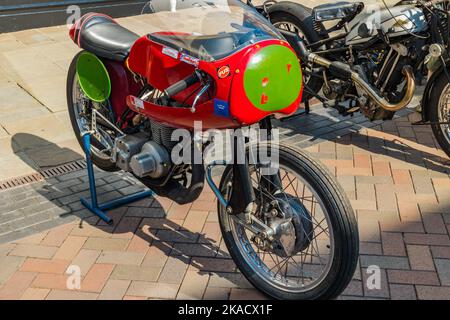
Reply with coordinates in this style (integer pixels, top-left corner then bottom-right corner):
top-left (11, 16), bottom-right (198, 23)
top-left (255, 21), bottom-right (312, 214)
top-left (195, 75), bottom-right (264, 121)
top-left (66, 51), bottom-right (118, 171)
top-left (429, 72), bottom-right (450, 158)
top-left (218, 143), bottom-right (359, 300)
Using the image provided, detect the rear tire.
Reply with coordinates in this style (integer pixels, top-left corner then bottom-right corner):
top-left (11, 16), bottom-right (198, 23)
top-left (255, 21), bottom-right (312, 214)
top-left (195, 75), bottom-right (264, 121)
top-left (429, 72), bottom-right (450, 158)
top-left (218, 143), bottom-right (359, 300)
top-left (66, 51), bottom-right (118, 171)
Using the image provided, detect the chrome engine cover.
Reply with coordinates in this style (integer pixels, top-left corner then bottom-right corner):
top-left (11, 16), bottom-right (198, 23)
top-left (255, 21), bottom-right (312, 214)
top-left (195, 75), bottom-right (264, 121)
top-left (113, 133), bottom-right (148, 172)
top-left (130, 141), bottom-right (171, 178)
top-left (345, 5), bottom-right (428, 45)
top-left (113, 133), bottom-right (171, 179)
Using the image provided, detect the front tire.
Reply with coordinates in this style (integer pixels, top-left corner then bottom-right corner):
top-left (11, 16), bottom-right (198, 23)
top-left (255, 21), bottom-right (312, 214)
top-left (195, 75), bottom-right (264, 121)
top-left (429, 72), bottom-right (450, 157)
top-left (218, 143), bottom-right (359, 300)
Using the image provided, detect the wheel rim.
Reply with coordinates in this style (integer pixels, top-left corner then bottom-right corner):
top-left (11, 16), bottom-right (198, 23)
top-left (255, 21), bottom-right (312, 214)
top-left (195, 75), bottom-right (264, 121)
top-left (272, 21), bottom-right (313, 85)
top-left (72, 75), bottom-right (114, 160)
top-left (224, 164), bottom-right (335, 293)
top-left (438, 83), bottom-right (450, 144)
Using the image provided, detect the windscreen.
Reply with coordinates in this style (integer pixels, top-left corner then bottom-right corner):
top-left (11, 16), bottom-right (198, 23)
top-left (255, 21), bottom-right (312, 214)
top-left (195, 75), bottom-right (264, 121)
top-left (139, 0), bottom-right (283, 61)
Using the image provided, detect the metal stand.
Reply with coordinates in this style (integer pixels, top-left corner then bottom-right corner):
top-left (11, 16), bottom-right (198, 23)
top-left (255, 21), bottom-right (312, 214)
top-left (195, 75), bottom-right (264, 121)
top-left (80, 133), bottom-right (153, 224)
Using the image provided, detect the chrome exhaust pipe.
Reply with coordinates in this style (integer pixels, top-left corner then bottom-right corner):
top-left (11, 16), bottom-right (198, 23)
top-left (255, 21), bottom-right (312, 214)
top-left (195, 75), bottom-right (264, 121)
top-left (281, 29), bottom-right (416, 112)
top-left (308, 53), bottom-right (415, 112)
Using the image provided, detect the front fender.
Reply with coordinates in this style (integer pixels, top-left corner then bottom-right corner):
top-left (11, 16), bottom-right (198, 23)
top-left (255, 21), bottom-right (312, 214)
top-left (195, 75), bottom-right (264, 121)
top-left (420, 60), bottom-right (450, 121)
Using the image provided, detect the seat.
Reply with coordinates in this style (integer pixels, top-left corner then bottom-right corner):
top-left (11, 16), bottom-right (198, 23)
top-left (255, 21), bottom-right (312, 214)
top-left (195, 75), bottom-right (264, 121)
top-left (312, 2), bottom-right (364, 22)
top-left (74, 14), bottom-right (139, 61)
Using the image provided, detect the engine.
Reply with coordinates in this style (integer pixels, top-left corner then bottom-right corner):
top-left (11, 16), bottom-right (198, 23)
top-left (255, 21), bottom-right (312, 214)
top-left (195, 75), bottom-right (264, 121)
top-left (112, 121), bottom-right (174, 179)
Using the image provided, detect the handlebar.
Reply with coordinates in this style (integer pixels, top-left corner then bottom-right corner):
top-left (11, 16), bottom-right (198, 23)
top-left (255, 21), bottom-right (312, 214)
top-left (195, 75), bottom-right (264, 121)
top-left (164, 71), bottom-right (201, 98)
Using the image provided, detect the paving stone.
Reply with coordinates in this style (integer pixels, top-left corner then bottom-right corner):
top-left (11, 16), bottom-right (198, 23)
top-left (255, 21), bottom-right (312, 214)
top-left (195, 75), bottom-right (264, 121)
top-left (97, 251), bottom-right (145, 266)
top-left (155, 229), bottom-right (198, 243)
top-left (111, 265), bottom-right (161, 282)
top-left (83, 237), bottom-right (128, 251)
top-left (387, 270), bottom-right (440, 285)
top-left (20, 287), bottom-right (50, 300)
top-left (10, 244), bottom-right (58, 259)
top-left (172, 243), bottom-right (218, 258)
top-left (0, 243), bottom-right (16, 256)
top-left (406, 245), bottom-right (434, 271)
top-left (229, 288), bottom-right (268, 300)
top-left (404, 233), bottom-right (450, 246)
top-left (98, 279), bottom-right (131, 300)
top-left (127, 281), bottom-right (180, 299)
top-left (20, 258), bottom-right (70, 274)
top-left (422, 213), bottom-right (447, 234)
top-left (40, 223), bottom-right (73, 247)
top-left (112, 216), bottom-right (141, 239)
top-left (203, 287), bottom-right (230, 300)
top-left (361, 268), bottom-right (390, 298)
top-left (381, 232), bottom-right (406, 256)
top-left (12, 232), bottom-right (47, 245)
top-left (0, 271), bottom-right (37, 299)
top-left (177, 270), bottom-right (209, 300)
top-left (208, 272), bottom-right (253, 289)
top-left (46, 289), bottom-right (98, 300)
top-left (360, 255), bottom-right (409, 270)
top-left (434, 259), bottom-right (450, 286)
top-left (158, 256), bottom-right (189, 284)
top-left (389, 284), bottom-right (416, 300)
top-left (81, 264), bottom-right (114, 293)
top-left (430, 246), bottom-right (450, 259)
top-left (416, 286), bottom-right (450, 299)
top-left (0, 255), bottom-right (25, 285)
top-left (70, 223), bottom-right (113, 238)
top-left (341, 280), bottom-right (363, 297)
top-left (31, 273), bottom-right (69, 290)
top-left (141, 245), bottom-right (170, 268)
top-left (398, 201), bottom-right (421, 222)
top-left (126, 206), bottom-right (166, 218)
top-left (71, 249), bottom-right (101, 276)
top-left (53, 236), bottom-right (86, 260)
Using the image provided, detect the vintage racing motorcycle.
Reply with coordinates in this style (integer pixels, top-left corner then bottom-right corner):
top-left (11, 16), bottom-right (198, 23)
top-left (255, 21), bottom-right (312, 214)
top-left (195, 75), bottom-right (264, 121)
top-left (249, 0), bottom-right (450, 157)
top-left (66, 0), bottom-right (358, 300)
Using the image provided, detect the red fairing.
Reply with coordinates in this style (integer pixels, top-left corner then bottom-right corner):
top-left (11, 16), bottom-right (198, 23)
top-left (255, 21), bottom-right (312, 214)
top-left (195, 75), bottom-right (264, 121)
top-left (69, 23), bottom-right (76, 41)
top-left (229, 40), bottom-right (303, 124)
top-left (126, 36), bottom-right (302, 130)
top-left (126, 35), bottom-right (239, 130)
top-left (102, 60), bottom-right (141, 127)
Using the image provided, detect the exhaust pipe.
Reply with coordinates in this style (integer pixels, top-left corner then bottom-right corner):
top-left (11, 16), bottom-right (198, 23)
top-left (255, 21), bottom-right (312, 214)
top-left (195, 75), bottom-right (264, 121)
top-left (281, 30), bottom-right (415, 112)
top-left (309, 54), bottom-right (415, 112)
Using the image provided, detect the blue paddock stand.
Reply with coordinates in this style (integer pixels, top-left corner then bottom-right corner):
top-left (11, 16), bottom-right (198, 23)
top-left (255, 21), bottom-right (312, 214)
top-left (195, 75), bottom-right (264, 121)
top-left (80, 132), bottom-right (154, 225)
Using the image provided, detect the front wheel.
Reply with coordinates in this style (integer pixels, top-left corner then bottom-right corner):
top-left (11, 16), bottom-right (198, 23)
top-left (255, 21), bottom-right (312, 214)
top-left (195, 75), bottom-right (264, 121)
top-left (429, 72), bottom-right (450, 157)
top-left (217, 143), bottom-right (359, 300)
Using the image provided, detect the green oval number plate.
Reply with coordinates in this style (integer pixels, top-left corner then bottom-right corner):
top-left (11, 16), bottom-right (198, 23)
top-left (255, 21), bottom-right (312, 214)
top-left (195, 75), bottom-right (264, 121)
top-left (243, 45), bottom-right (302, 112)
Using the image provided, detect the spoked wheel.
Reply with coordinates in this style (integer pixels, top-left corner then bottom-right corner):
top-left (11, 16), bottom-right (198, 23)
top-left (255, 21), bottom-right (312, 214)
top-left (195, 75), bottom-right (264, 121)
top-left (66, 51), bottom-right (118, 171)
top-left (430, 73), bottom-right (450, 158)
top-left (218, 143), bottom-right (358, 300)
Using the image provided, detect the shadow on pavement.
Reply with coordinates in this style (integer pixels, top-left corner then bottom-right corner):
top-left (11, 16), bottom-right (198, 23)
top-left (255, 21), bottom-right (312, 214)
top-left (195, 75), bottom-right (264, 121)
top-left (8, 133), bottom-right (247, 294)
top-left (12, 133), bottom-right (83, 171)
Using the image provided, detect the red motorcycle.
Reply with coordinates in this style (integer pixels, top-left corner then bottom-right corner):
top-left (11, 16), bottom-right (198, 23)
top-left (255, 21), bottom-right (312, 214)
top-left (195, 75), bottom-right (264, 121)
top-left (67, 0), bottom-right (358, 300)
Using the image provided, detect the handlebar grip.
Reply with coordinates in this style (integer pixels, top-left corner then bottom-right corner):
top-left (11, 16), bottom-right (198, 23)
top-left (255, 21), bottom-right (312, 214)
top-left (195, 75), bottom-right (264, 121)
top-left (164, 72), bottom-right (200, 98)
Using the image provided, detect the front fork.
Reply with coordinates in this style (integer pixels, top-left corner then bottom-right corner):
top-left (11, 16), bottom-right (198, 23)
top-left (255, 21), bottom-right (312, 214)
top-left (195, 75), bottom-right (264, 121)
top-left (205, 117), bottom-right (283, 239)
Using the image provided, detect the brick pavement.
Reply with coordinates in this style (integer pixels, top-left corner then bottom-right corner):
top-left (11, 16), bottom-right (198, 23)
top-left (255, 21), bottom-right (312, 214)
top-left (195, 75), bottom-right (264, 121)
top-left (0, 110), bottom-right (449, 300)
top-left (0, 3), bottom-right (449, 300)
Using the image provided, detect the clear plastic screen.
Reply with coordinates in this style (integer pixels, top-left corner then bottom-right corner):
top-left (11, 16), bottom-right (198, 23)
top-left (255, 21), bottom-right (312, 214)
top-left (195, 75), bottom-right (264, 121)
top-left (139, 0), bottom-right (283, 61)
